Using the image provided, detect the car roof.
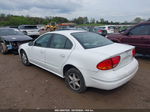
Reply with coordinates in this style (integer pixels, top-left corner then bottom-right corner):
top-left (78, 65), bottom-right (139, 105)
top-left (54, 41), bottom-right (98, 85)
top-left (46, 30), bottom-right (87, 35)
top-left (138, 21), bottom-right (150, 25)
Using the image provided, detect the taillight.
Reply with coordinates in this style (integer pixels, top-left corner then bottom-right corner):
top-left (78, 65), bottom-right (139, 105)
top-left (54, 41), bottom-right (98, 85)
top-left (132, 49), bottom-right (136, 57)
top-left (98, 30), bottom-right (102, 32)
top-left (97, 56), bottom-right (120, 70)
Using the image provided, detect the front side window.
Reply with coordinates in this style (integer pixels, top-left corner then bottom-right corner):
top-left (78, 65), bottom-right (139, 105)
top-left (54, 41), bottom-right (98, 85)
top-left (50, 34), bottom-right (72, 49)
top-left (71, 32), bottom-right (113, 49)
top-left (130, 24), bottom-right (150, 35)
top-left (34, 34), bottom-right (52, 47)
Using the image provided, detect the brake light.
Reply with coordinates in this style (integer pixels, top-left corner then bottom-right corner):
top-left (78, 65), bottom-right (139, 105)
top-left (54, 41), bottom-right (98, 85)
top-left (97, 56), bottom-right (121, 70)
top-left (132, 49), bottom-right (136, 56)
top-left (98, 30), bottom-right (102, 32)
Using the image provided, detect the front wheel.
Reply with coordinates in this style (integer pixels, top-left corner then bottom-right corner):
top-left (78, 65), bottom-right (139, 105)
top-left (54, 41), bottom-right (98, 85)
top-left (0, 43), bottom-right (8, 54)
top-left (21, 51), bottom-right (31, 66)
top-left (65, 68), bottom-right (87, 93)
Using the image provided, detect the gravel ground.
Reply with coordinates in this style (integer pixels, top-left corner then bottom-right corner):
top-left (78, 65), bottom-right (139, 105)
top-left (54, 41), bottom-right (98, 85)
top-left (0, 54), bottom-right (150, 109)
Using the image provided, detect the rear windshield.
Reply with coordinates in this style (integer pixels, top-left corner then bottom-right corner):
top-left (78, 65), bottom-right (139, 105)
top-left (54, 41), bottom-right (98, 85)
top-left (98, 27), bottom-right (105, 29)
top-left (108, 26), bottom-right (115, 29)
top-left (71, 32), bottom-right (113, 49)
top-left (19, 25), bottom-right (38, 29)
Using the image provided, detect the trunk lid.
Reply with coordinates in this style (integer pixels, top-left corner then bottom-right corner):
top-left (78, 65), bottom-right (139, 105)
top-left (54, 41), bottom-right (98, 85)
top-left (87, 43), bottom-right (135, 70)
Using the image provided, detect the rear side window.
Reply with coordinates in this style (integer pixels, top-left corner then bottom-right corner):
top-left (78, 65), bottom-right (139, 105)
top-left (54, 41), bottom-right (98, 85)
top-left (71, 32), bottom-right (113, 49)
top-left (65, 39), bottom-right (73, 49)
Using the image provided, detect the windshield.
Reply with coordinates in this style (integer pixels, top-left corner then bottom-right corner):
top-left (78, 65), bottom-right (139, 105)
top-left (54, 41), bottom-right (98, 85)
top-left (0, 29), bottom-right (24, 36)
top-left (98, 27), bottom-right (105, 29)
top-left (71, 32), bottom-right (113, 49)
top-left (19, 25), bottom-right (38, 29)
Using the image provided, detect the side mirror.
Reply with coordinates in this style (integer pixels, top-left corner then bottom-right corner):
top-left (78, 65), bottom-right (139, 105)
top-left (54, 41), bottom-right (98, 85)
top-left (28, 41), bottom-right (34, 46)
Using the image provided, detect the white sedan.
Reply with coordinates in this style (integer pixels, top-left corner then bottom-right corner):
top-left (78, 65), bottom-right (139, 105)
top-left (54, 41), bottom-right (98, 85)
top-left (19, 30), bottom-right (138, 93)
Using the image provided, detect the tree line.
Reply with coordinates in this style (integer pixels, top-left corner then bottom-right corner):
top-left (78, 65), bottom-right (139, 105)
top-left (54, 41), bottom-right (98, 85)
top-left (0, 13), bottom-right (148, 26)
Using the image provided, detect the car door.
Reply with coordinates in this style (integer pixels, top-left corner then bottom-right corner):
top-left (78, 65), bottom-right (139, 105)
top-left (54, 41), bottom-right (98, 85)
top-left (121, 24), bottom-right (150, 47)
top-left (45, 34), bottom-right (73, 76)
top-left (28, 33), bottom-right (52, 67)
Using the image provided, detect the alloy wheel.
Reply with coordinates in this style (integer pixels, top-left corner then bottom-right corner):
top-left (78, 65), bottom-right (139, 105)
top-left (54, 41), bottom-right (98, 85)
top-left (22, 53), bottom-right (27, 64)
top-left (68, 73), bottom-right (81, 90)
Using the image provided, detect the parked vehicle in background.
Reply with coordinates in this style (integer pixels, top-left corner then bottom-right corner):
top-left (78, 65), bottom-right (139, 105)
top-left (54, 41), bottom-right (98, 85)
top-left (19, 31), bottom-right (138, 93)
top-left (18, 25), bottom-right (40, 38)
top-left (9, 26), bottom-right (19, 29)
top-left (89, 26), bottom-right (107, 36)
top-left (107, 21), bottom-right (150, 55)
top-left (0, 28), bottom-right (32, 54)
top-left (98, 25), bottom-right (115, 34)
top-left (37, 24), bottom-right (45, 31)
top-left (56, 26), bottom-right (85, 31)
top-left (80, 26), bottom-right (89, 31)
top-left (45, 22), bottom-right (58, 31)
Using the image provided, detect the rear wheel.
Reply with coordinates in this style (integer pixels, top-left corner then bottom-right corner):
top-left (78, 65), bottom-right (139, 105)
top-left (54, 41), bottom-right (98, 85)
top-left (102, 30), bottom-right (107, 36)
top-left (65, 68), bottom-right (87, 93)
top-left (21, 51), bottom-right (31, 66)
top-left (0, 43), bottom-right (8, 54)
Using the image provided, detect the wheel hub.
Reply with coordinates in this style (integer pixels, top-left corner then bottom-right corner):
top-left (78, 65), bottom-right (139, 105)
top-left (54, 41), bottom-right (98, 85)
top-left (22, 53), bottom-right (27, 64)
top-left (68, 73), bottom-right (80, 90)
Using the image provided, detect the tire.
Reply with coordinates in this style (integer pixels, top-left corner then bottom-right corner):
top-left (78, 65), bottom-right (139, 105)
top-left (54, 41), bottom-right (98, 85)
top-left (21, 51), bottom-right (31, 66)
top-left (23, 31), bottom-right (27, 35)
top-left (102, 30), bottom-right (107, 37)
top-left (0, 43), bottom-right (8, 54)
top-left (65, 68), bottom-right (87, 93)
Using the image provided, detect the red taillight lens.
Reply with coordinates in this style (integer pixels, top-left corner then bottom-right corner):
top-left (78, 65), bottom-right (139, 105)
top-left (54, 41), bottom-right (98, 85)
top-left (97, 59), bottom-right (113, 70)
top-left (98, 30), bottom-right (102, 32)
top-left (97, 56), bottom-right (121, 70)
top-left (132, 49), bottom-right (136, 56)
top-left (112, 56), bottom-right (121, 68)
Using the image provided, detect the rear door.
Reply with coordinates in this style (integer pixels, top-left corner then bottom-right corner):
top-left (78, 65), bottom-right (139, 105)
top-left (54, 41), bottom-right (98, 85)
top-left (45, 34), bottom-right (73, 76)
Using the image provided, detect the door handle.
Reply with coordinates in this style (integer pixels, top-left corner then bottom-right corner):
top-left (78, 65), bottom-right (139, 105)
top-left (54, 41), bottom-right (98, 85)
top-left (60, 54), bottom-right (65, 58)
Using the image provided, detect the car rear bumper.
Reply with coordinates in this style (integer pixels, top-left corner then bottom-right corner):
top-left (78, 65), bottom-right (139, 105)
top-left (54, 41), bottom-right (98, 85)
top-left (82, 58), bottom-right (138, 90)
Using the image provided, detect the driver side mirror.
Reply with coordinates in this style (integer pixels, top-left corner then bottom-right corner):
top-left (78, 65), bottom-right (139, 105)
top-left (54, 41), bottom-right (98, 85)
top-left (28, 41), bottom-right (34, 46)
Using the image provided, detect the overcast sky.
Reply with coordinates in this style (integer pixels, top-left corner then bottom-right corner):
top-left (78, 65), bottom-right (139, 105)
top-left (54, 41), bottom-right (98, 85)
top-left (0, 0), bottom-right (150, 22)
